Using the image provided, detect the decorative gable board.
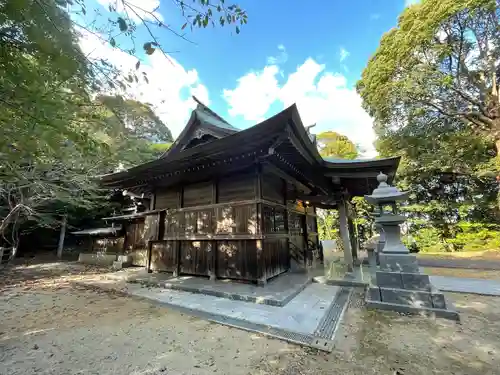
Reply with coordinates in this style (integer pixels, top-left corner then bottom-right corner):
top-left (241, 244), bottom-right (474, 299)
top-left (160, 97), bottom-right (238, 159)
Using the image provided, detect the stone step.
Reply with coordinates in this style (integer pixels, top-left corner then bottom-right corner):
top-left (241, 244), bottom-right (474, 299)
top-left (367, 286), bottom-right (447, 310)
top-left (375, 271), bottom-right (431, 291)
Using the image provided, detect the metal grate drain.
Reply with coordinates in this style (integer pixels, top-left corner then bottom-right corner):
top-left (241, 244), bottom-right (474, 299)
top-left (115, 284), bottom-right (353, 352)
top-left (314, 287), bottom-right (351, 340)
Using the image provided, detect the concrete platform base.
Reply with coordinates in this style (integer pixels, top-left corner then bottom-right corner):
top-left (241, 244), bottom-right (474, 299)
top-left (78, 253), bottom-right (117, 266)
top-left (75, 278), bottom-right (353, 352)
top-left (124, 271), bottom-right (315, 307)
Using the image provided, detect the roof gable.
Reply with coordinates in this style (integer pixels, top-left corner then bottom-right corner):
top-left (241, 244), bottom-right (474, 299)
top-left (161, 97), bottom-right (238, 158)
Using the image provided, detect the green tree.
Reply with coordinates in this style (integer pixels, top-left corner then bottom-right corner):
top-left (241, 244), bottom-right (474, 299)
top-left (317, 131), bottom-right (358, 159)
top-left (357, 0), bottom-right (500, 252)
top-left (98, 95), bottom-right (173, 143)
top-left (316, 131), bottom-right (359, 241)
top-left (97, 95), bottom-right (174, 165)
top-left (0, 0), bottom-right (247, 250)
top-left (357, 0), bottom-right (500, 164)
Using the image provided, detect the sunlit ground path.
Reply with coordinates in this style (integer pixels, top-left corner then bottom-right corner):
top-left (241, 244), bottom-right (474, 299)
top-left (1, 258), bottom-right (500, 375)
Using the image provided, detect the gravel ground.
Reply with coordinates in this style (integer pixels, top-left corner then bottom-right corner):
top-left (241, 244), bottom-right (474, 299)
top-left (0, 262), bottom-right (302, 375)
top-left (2, 260), bottom-right (500, 375)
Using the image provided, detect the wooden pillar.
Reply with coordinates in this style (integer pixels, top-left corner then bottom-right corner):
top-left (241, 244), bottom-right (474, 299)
top-left (301, 211), bottom-right (310, 267)
top-left (173, 186), bottom-right (183, 277)
top-left (121, 223), bottom-right (128, 255)
top-left (209, 179), bottom-right (217, 281)
top-left (57, 215), bottom-right (67, 259)
top-left (348, 216), bottom-right (358, 262)
top-left (338, 199), bottom-right (354, 272)
top-left (255, 164), bottom-right (267, 285)
top-left (257, 239), bottom-right (267, 285)
top-left (173, 241), bottom-right (180, 277)
top-left (146, 240), bottom-right (153, 273)
top-left (283, 179), bottom-right (290, 270)
top-left (150, 191), bottom-right (156, 210)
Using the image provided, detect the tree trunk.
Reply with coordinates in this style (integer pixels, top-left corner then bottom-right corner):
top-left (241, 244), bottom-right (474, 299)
top-left (495, 138), bottom-right (500, 212)
top-left (495, 138), bottom-right (500, 161)
top-left (57, 215), bottom-right (67, 259)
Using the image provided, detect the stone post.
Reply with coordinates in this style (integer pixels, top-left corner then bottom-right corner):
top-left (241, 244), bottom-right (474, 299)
top-left (338, 199), bottom-right (354, 273)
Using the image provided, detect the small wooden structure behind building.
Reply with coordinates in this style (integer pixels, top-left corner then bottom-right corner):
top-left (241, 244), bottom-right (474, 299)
top-left (89, 97), bottom-right (399, 284)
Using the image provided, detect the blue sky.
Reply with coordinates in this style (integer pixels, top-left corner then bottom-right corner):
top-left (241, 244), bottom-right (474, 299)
top-left (78, 0), bottom-right (419, 156)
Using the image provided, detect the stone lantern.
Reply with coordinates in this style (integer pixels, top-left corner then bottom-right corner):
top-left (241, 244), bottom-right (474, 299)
top-left (364, 172), bottom-right (459, 320)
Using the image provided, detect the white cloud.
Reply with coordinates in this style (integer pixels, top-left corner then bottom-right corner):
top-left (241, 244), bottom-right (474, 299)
top-left (339, 47), bottom-right (350, 62)
top-left (267, 44), bottom-right (288, 65)
top-left (370, 13), bottom-right (381, 20)
top-left (222, 58), bottom-right (378, 158)
top-left (78, 28), bottom-right (208, 138)
top-left (96, 0), bottom-right (163, 23)
top-left (222, 65), bottom-right (280, 122)
top-left (405, 0), bottom-right (420, 6)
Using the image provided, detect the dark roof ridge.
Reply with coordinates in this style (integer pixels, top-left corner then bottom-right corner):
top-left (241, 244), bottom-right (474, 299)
top-left (192, 96), bottom-right (232, 126)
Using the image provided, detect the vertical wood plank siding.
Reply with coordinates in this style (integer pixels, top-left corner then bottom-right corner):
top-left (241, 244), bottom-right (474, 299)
top-left (127, 166), bottom-right (306, 282)
top-left (216, 240), bottom-right (258, 281)
top-left (218, 171), bottom-right (256, 202)
top-left (261, 172), bottom-right (285, 203)
top-left (263, 238), bottom-right (289, 278)
top-left (150, 241), bottom-right (176, 272)
top-left (155, 188), bottom-right (179, 209)
top-left (179, 241), bottom-right (211, 276)
top-left (183, 181), bottom-right (213, 207)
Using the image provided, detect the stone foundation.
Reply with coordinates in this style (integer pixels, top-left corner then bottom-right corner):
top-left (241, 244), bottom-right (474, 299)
top-left (366, 253), bottom-right (459, 321)
top-left (78, 252), bottom-right (117, 266)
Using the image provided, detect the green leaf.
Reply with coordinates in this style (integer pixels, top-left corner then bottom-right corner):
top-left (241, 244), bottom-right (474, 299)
top-left (236, 26), bottom-right (240, 34)
top-left (135, 60), bottom-right (140, 70)
top-left (117, 17), bottom-right (128, 32)
top-left (181, 22), bottom-right (187, 30)
top-left (110, 38), bottom-right (116, 47)
top-left (143, 42), bottom-right (155, 55)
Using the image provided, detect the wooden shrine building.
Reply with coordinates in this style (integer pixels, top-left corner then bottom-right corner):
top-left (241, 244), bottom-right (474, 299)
top-left (97, 97), bottom-right (400, 284)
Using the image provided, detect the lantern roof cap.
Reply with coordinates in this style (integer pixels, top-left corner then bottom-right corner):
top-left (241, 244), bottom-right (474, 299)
top-left (365, 172), bottom-right (409, 204)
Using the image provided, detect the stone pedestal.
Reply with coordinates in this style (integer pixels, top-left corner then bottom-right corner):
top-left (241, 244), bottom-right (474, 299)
top-left (366, 252), bottom-right (459, 320)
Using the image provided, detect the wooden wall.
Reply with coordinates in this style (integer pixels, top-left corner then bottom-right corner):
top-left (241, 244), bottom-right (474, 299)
top-left (123, 216), bottom-right (159, 266)
top-left (261, 172), bottom-right (285, 204)
top-left (184, 181), bottom-right (213, 207)
top-left (262, 238), bottom-right (289, 279)
top-left (217, 240), bottom-right (258, 280)
top-left (155, 188), bottom-right (179, 209)
top-left (150, 241), bottom-right (176, 272)
top-left (132, 164), bottom-right (323, 283)
top-left (91, 237), bottom-right (124, 253)
top-left (218, 171), bottom-right (256, 202)
top-left (163, 203), bottom-right (258, 239)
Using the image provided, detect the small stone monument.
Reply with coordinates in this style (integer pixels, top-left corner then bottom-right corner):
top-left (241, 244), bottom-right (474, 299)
top-left (364, 172), bottom-right (459, 320)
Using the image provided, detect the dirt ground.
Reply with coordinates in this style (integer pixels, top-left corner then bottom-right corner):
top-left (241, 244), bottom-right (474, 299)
top-left (419, 250), bottom-right (500, 260)
top-left (424, 266), bottom-right (500, 280)
top-left (1, 261), bottom-right (500, 375)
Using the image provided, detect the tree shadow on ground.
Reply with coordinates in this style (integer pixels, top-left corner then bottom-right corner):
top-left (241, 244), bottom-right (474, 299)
top-left (256, 289), bottom-right (500, 375)
top-left (0, 256), bottom-right (110, 291)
